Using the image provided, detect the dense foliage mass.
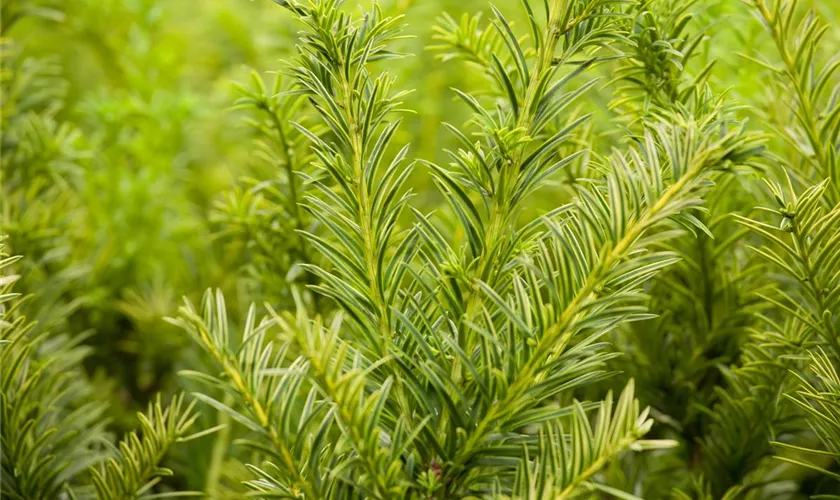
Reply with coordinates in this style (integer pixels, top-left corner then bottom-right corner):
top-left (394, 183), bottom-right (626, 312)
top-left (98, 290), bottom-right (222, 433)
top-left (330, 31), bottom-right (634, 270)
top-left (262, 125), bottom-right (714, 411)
top-left (2, 0), bottom-right (840, 498)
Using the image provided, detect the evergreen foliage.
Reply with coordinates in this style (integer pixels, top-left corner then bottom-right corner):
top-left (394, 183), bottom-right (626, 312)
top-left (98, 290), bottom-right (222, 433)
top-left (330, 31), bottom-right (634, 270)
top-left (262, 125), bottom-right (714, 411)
top-left (2, 0), bottom-right (840, 498)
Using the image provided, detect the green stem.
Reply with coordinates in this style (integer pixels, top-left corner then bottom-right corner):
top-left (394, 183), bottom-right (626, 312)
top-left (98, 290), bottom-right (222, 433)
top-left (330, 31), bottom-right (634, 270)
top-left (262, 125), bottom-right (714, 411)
top-left (265, 105), bottom-right (307, 257)
top-left (460, 0), bottom-right (568, 328)
top-left (754, 0), bottom-right (839, 202)
top-left (204, 393), bottom-right (233, 498)
top-left (338, 67), bottom-right (392, 353)
top-left (555, 434), bottom-right (641, 498)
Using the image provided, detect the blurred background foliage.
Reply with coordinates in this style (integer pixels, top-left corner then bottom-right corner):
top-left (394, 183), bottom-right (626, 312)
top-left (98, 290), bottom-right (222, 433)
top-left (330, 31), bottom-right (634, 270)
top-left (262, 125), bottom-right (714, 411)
top-left (2, 0), bottom-right (840, 496)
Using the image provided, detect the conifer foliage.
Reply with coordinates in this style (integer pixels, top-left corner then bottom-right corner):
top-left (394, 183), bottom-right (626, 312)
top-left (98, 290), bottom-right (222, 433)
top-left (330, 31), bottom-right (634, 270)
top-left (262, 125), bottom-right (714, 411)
top-left (2, 0), bottom-right (840, 498)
